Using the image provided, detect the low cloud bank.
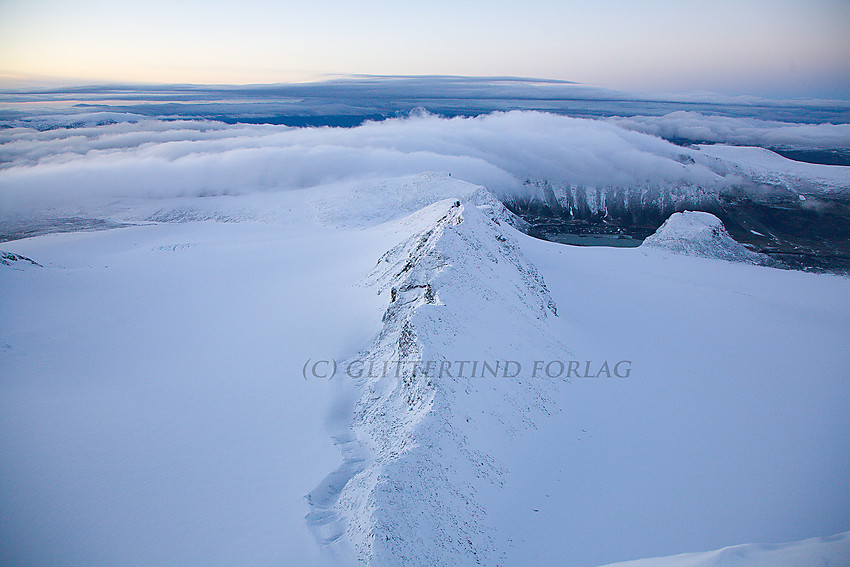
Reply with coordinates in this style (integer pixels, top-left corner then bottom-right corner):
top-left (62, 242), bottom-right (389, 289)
top-left (610, 111), bottom-right (850, 150)
top-left (1, 111), bottom-right (726, 218)
top-left (2, 110), bottom-right (849, 225)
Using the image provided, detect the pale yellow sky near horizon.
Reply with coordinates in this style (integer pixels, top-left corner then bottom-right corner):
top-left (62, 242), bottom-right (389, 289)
top-left (1, 0), bottom-right (849, 98)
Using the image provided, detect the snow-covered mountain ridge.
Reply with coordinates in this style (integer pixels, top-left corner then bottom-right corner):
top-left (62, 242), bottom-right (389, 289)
top-left (308, 196), bottom-right (568, 565)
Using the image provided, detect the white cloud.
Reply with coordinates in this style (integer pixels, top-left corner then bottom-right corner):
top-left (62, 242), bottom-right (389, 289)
top-left (1, 111), bottom-right (729, 218)
top-left (610, 111), bottom-right (850, 150)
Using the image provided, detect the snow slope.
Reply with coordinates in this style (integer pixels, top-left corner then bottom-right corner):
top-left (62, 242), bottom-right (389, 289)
top-left (1, 197), bottom-right (395, 566)
top-left (307, 198), bottom-right (564, 565)
top-left (2, 118), bottom-right (850, 566)
top-left (306, 181), bottom-right (848, 565)
top-left (601, 531), bottom-right (850, 567)
top-left (693, 143), bottom-right (850, 198)
top-left (511, 236), bottom-right (850, 566)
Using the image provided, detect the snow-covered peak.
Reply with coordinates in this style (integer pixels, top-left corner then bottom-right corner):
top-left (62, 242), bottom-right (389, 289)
top-left (641, 211), bottom-right (770, 264)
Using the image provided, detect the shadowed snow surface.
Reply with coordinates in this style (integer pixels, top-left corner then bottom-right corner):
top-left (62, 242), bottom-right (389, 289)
top-left (2, 170), bottom-right (849, 566)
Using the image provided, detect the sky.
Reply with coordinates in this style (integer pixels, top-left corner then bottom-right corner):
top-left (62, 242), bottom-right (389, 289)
top-left (0, 0), bottom-right (849, 99)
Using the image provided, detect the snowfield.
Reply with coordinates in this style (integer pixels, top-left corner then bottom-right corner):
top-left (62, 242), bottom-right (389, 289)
top-left (1, 215), bottom-right (389, 566)
top-left (601, 531), bottom-right (850, 567)
top-left (2, 114), bottom-right (850, 566)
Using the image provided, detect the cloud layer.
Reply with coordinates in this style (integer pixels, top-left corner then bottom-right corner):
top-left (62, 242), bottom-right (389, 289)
top-left (1, 111), bottom-right (729, 218)
top-left (3, 109), bottom-right (850, 232)
top-left (610, 111), bottom-right (850, 150)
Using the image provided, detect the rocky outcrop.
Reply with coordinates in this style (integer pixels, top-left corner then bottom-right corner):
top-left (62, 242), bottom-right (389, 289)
top-left (1, 251), bottom-right (42, 268)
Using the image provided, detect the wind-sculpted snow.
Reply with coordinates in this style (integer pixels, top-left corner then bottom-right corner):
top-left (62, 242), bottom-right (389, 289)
top-left (641, 211), bottom-right (773, 265)
top-left (308, 198), bottom-right (565, 565)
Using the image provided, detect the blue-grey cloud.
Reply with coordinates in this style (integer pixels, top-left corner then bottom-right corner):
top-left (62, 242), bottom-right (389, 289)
top-left (3, 77), bottom-right (849, 130)
top-left (610, 111), bottom-right (850, 150)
